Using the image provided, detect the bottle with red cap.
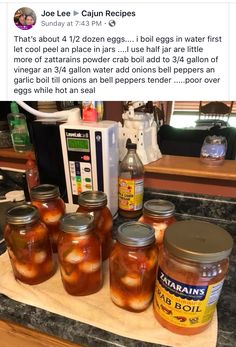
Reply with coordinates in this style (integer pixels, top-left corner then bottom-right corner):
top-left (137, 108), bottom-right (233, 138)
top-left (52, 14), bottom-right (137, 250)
top-left (26, 154), bottom-right (40, 195)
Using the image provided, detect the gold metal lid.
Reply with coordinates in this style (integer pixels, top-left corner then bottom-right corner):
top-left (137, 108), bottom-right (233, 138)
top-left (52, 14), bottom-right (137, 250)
top-left (117, 222), bottom-right (155, 247)
top-left (31, 184), bottom-right (60, 200)
top-left (60, 213), bottom-right (94, 234)
top-left (6, 204), bottom-right (39, 225)
top-left (143, 199), bottom-right (175, 218)
top-left (164, 220), bottom-right (233, 263)
top-left (78, 191), bottom-right (107, 208)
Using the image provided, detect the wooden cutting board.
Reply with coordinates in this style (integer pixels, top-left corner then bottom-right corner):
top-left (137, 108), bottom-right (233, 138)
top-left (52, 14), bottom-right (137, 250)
top-left (0, 252), bottom-right (217, 347)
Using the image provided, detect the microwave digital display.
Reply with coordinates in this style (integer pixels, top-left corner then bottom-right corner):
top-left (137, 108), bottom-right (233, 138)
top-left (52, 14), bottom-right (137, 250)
top-left (67, 138), bottom-right (90, 152)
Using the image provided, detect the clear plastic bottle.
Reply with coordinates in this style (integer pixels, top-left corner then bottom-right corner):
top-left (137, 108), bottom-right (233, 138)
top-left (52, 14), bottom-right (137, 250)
top-left (7, 102), bottom-right (31, 152)
top-left (118, 142), bottom-right (144, 218)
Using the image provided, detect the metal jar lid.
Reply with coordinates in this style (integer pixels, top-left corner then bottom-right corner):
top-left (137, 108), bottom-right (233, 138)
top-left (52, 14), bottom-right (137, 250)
top-left (117, 222), bottom-right (155, 247)
top-left (60, 213), bottom-right (94, 234)
top-left (31, 184), bottom-right (60, 200)
top-left (164, 220), bottom-right (233, 263)
top-left (78, 191), bottom-right (107, 208)
top-left (143, 199), bottom-right (175, 218)
top-left (6, 204), bottom-right (39, 225)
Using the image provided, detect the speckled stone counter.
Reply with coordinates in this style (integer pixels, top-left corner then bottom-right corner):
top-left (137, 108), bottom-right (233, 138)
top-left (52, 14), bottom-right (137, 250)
top-left (0, 189), bottom-right (235, 347)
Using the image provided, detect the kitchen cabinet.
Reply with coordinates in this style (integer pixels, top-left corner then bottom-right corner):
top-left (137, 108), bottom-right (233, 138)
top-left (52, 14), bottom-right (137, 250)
top-left (144, 155), bottom-right (236, 197)
top-left (0, 148), bottom-right (35, 170)
top-left (1, 149), bottom-right (236, 197)
top-left (0, 320), bottom-right (80, 347)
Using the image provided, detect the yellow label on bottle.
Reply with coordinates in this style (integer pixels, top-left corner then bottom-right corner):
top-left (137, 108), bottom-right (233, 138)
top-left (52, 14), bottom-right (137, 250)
top-left (118, 177), bottom-right (143, 211)
top-left (153, 268), bottom-right (224, 328)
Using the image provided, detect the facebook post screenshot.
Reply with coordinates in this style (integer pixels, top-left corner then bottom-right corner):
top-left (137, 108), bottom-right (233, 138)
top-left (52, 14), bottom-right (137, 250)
top-left (0, 1), bottom-right (235, 347)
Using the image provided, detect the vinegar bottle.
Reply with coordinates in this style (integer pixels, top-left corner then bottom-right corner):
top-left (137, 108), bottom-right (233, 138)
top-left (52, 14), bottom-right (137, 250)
top-left (118, 142), bottom-right (144, 218)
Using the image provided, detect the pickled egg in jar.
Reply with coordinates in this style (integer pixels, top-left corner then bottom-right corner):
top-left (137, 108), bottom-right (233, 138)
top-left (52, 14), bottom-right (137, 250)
top-left (109, 222), bottom-right (158, 312)
top-left (138, 199), bottom-right (176, 247)
top-left (31, 184), bottom-right (65, 252)
top-left (77, 191), bottom-right (113, 261)
top-left (4, 204), bottom-right (56, 285)
top-left (153, 220), bottom-right (233, 335)
top-left (58, 213), bottom-right (102, 296)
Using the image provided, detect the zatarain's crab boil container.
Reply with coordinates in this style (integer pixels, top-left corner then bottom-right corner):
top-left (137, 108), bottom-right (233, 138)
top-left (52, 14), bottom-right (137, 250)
top-left (153, 220), bottom-right (233, 335)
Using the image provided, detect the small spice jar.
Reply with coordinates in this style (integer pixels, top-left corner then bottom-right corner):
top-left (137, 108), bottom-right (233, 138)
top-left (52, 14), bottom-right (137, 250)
top-left (109, 222), bottom-right (158, 312)
top-left (58, 213), bottom-right (102, 296)
top-left (138, 199), bottom-right (176, 247)
top-left (77, 191), bottom-right (113, 260)
top-left (153, 220), bottom-right (233, 335)
top-left (4, 204), bottom-right (56, 285)
top-left (31, 184), bottom-right (65, 252)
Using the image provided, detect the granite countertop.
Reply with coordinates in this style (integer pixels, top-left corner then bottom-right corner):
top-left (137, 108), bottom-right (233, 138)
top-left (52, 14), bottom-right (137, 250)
top-left (0, 189), bottom-right (235, 347)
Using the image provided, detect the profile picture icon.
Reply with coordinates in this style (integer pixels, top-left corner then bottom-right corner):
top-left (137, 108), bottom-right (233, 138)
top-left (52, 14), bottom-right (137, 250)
top-left (14, 7), bottom-right (36, 30)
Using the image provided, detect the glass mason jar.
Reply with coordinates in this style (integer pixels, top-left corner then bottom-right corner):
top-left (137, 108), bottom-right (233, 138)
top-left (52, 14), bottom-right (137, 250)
top-left (109, 222), bottom-right (158, 312)
top-left (138, 199), bottom-right (176, 247)
top-left (31, 184), bottom-right (65, 252)
top-left (200, 135), bottom-right (227, 166)
top-left (4, 204), bottom-right (56, 285)
top-left (58, 213), bottom-right (102, 296)
top-left (77, 191), bottom-right (113, 261)
top-left (153, 220), bottom-right (233, 335)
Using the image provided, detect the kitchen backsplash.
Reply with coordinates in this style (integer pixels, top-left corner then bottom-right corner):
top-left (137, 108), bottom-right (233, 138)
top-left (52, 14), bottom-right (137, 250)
top-left (144, 189), bottom-right (236, 222)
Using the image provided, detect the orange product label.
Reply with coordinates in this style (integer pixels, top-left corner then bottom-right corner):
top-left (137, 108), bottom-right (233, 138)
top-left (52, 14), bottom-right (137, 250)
top-left (154, 267), bottom-right (224, 328)
top-left (118, 177), bottom-right (144, 211)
